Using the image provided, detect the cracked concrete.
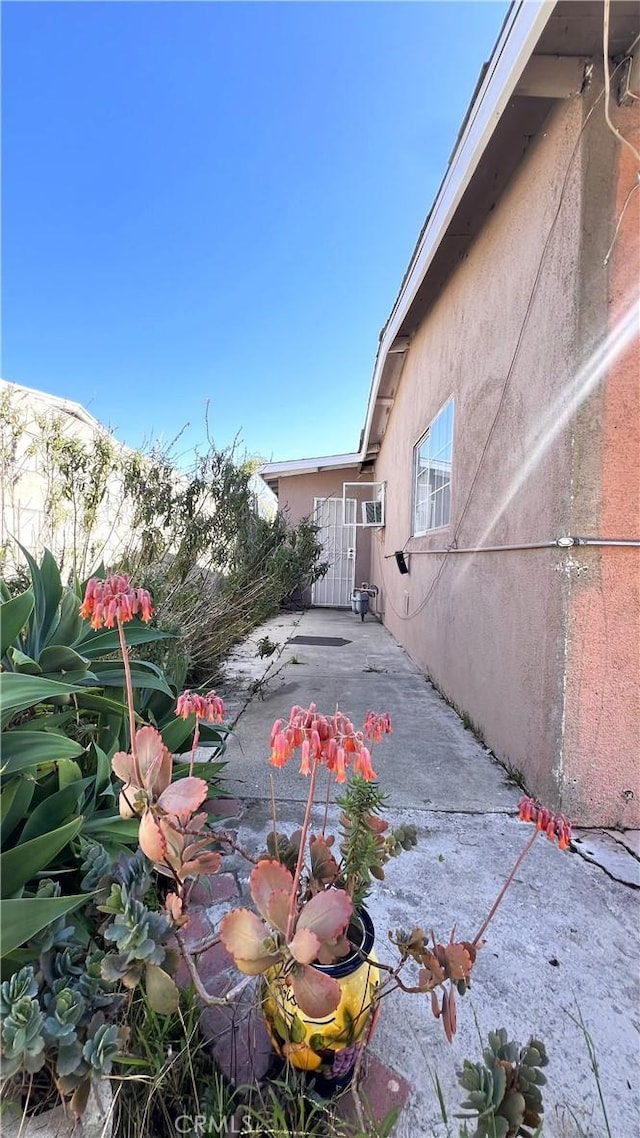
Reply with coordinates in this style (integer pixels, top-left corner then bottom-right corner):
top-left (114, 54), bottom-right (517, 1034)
top-left (216, 608), bottom-right (640, 1138)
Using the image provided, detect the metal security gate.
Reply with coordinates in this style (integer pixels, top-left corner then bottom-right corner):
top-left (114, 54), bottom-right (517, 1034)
top-left (312, 497), bottom-right (356, 607)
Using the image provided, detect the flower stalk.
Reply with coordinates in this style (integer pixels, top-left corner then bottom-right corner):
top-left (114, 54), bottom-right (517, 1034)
top-left (285, 755), bottom-right (320, 942)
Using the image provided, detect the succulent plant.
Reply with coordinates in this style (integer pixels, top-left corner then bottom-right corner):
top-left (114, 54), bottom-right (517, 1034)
top-left (386, 823), bottom-right (418, 857)
top-left (82, 1021), bottom-right (121, 1074)
top-left (100, 884), bottom-right (171, 970)
top-left (0, 966), bottom-right (38, 1015)
top-left (75, 950), bottom-right (118, 1009)
top-left (458, 1028), bottom-right (548, 1137)
top-left (79, 838), bottom-right (113, 891)
top-left (43, 988), bottom-right (86, 1044)
top-left (0, 996), bottom-right (46, 1077)
top-left (337, 777), bottom-right (416, 905)
top-left (111, 847), bottom-right (154, 899)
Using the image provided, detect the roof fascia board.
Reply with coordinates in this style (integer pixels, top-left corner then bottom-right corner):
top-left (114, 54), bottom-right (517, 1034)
top-left (259, 452), bottom-right (362, 477)
top-left (360, 0), bottom-right (555, 458)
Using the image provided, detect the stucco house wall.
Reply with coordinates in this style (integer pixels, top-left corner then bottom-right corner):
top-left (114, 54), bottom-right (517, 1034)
top-left (561, 97), bottom-right (640, 825)
top-left (369, 92), bottom-right (639, 826)
top-left (274, 467), bottom-right (373, 596)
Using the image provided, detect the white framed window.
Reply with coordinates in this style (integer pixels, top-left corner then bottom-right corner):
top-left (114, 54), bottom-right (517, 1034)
top-left (413, 398), bottom-right (454, 534)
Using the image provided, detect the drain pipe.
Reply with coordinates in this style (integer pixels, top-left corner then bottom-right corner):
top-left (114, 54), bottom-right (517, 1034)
top-left (387, 536), bottom-right (640, 558)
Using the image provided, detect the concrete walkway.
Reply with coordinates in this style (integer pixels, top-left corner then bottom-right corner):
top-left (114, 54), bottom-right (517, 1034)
top-left (209, 608), bottom-right (640, 1137)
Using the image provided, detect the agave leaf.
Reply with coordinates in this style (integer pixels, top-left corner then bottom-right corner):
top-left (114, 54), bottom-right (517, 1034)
top-left (57, 758), bottom-right (84, 790)
top-left (0, 894), bottom-right (89, 959)
top-left (7, 648), bottom-right (42, 674)
top-left (288, 964), bottom-right (342, 1019)
top-left (0, 731), bottom-right (84, 774)
top-left (17, 545), bottom-right (62, 656)
top-left (45, 588), bottom-right (84, 649)
top-left (145, 964), bottom-right (179, 1015)
top-left (296, 888), bottom-right (352, 943)
top-left (1, 817), bottom-right (84, 897)
top-left (0, 589), bottom-right (35, 657)
top-left (77, 624), bottom-right (173, 659)
top-left (18, 779), bottom-right (92, 843)
top-left (1, 779), bottom-right (36, 847)
top-left (90, 659), bottom-right (173, 696)
top-left (249, 859), bottom-right (294, 922)
top-left (0, 674), bottom-right (83, 723)
top-left (38, 645), bottom-right (90, 673)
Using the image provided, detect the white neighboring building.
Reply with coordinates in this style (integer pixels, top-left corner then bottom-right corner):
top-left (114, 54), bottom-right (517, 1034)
top-left (0, 379), bottom-right (138, 577)
top-left (0, 379), bottom-right (278, 578)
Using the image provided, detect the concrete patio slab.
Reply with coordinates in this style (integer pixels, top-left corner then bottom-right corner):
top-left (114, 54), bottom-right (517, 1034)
top-left (214, 609), bottom-right (640, 1138)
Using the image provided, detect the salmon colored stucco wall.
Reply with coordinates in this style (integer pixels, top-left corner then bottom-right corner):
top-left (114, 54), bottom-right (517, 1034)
top-left (275, 468), bottom-right (372, 597)
top-left (561, 99), bottom-right (640, 827)
top-left (370, 93), bottom-right (638, 824)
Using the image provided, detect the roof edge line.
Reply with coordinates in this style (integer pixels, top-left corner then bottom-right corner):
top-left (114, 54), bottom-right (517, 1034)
top-left (360, 0), bottom-right (555, 459)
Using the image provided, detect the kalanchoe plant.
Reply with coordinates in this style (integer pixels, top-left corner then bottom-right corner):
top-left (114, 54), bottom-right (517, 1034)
top-left (219, 859), bottom-right (353, 1018)
top-left (219, 704), bottom-right (396, 1019)
top-left (218, 706), bottom-right (573, 1051)
top-left (83, 574), bottom-right (227, 925)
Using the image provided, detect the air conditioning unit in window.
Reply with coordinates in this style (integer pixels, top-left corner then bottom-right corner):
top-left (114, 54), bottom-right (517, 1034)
top-left (361, 500), bottom-right (384, 527)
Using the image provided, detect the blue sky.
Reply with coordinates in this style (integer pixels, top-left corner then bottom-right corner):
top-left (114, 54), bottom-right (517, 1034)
top-left (2, 1), bottom-right (508, 464)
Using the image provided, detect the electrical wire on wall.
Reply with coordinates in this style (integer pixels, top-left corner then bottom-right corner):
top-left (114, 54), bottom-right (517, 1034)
top-left (376, 49), bottom-right (640, 625)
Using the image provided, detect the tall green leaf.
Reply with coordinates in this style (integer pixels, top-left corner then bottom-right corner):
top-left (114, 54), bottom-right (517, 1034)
top-left (0, 731), bottom-right (84, 774)
top-left (18, 780), bottom-right (92, 844)
top-left (38, 644), bottom-right (90, 673)
top-left (0, 589), bottom-right (35, 657)
top-left (1, 779), bottom-right (36, 847)
top-left (0, 674), bottom-right (83, 723)
top-left (90, 660), bottom-right (173, 696)
top-left (1, 895), bottom-right (89, 959)
top-left (77, 624), bottom-right (173, 659)
top-left (45, 587), bottom-right (84, 648)
top-left (17, 545), bottom-right (62, 655)
top-left (1, 817), bottom-right (84, 897)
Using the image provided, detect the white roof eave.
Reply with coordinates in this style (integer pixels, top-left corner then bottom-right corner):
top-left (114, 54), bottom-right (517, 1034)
top-left (359, 0), bottom-right (555, 458)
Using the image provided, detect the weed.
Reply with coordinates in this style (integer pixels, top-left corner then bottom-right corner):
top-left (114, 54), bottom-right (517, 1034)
top-left (566, 1005), bottom-right (612, 1138)
top-left (256, 636), bottom-right (278, 659)
top-left (112, 987), bottom-right (237, 1138)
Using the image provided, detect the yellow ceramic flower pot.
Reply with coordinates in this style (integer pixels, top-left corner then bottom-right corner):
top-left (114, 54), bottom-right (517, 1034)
top-left (261, 907), bottom-right (379, 1089)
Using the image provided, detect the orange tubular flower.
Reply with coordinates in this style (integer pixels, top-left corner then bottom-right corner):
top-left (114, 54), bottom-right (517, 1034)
top-left (80, 574), bottom-right (154, 631)
top-left (176, 690), bottom-right (225, 723)
top-left (518, 796), bottom-right (572, 850)
top-left (268, 703), bottom-right (390, 783)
